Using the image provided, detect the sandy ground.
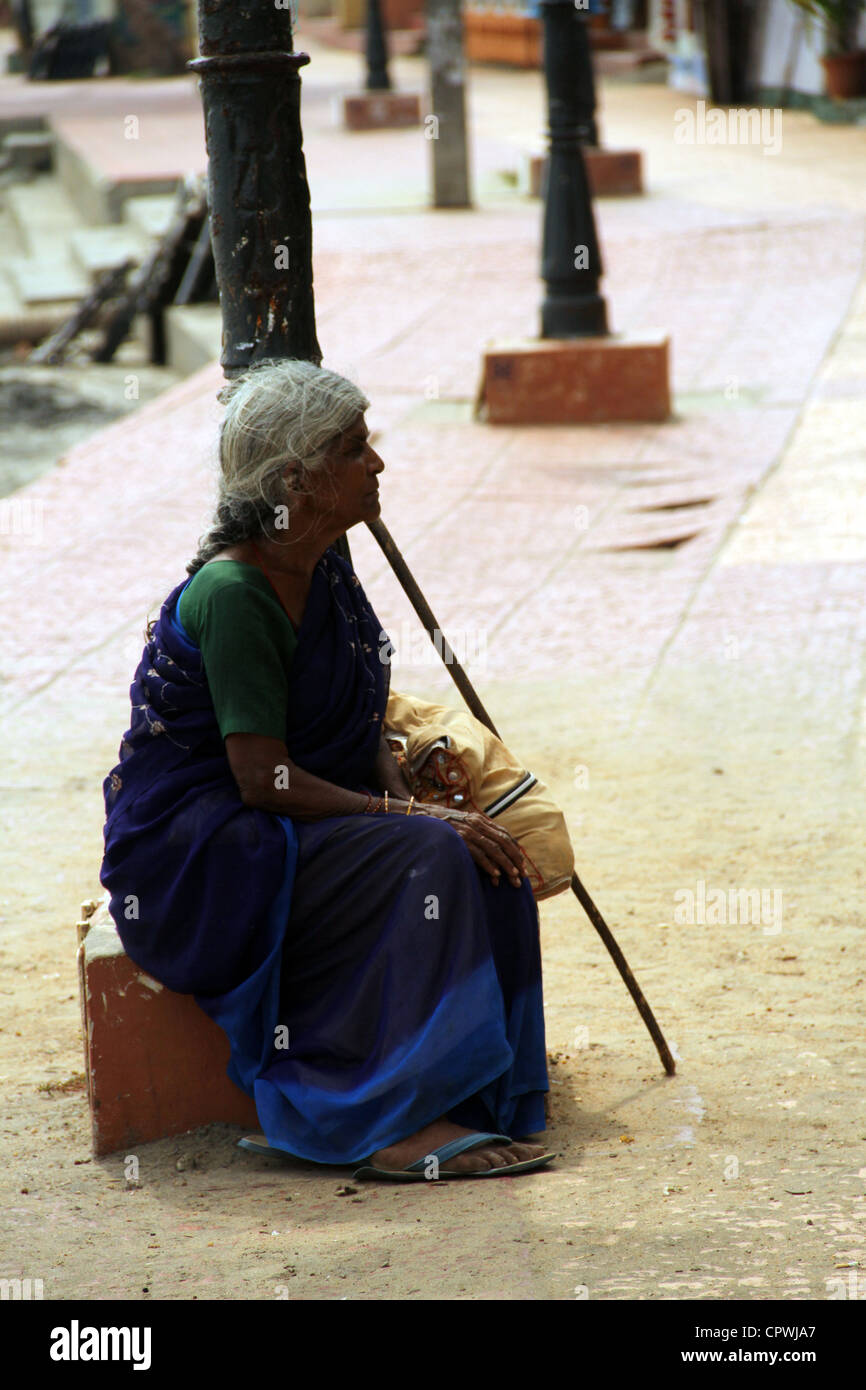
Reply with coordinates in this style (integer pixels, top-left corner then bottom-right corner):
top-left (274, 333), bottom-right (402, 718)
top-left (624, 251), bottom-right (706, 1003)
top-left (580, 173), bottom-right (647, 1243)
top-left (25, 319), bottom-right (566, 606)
top-left (3, 657), bottom-right (864, 1301)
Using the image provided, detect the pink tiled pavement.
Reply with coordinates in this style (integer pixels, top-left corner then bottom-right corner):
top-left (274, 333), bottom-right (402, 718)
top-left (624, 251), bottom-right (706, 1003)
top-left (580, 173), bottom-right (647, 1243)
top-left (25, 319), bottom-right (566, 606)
top-left (2, 53), bottom-right (866, 745)
top-left (0, 73), bottom-right (197, 124)
top-left (51, 107), bottom-right (206, 182)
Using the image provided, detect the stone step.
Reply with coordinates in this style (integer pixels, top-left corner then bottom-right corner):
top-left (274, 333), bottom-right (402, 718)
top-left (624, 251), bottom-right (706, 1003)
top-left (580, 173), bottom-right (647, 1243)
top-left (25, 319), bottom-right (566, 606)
top-left (164, 303), bottom-right (222, 373)
top-left (68, 224), bottom-right (148, 280)
top-left (5, 256), bottom-right (89, 306)
top-left (54, 124), bottom-right (184, 224)
top-left (0, 271), bottom-right (75, 347)
top-left (123, 193), bottom-right (178, 240)
top-left (0, 113), bottom-right (47, 143)
top-left (6, 177), bottom-right (84, 257)
top-left (2, 130), bottom-right (54, 174)
top-left (0, 178), bottom-right (80, 340)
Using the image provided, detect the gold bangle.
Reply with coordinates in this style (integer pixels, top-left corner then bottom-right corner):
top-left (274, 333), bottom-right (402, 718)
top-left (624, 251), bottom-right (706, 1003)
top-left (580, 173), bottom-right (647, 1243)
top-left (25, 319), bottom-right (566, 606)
top-left (384, 791), bottom-right (389, 814)
top-left (406, 795), bottom-right (415, 815)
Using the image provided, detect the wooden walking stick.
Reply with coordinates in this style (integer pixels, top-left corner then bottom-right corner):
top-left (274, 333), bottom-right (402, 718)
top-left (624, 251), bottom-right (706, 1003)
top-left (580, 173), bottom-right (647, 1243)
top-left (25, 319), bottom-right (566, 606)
top-left (365, 515), bottom-right (677, 1077)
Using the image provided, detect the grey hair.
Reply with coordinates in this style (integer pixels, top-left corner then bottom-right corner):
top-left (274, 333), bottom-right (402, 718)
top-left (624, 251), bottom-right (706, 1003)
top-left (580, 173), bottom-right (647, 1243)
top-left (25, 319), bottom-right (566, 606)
top-left (187, 358), bottom-right (369, 575)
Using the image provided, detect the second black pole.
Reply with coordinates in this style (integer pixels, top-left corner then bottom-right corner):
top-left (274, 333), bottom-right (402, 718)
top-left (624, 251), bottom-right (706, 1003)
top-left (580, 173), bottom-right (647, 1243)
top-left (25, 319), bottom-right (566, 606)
top-left (538, 0), bottom-right (607, 339)
top-left (366, 0), bottom-right (392, 91)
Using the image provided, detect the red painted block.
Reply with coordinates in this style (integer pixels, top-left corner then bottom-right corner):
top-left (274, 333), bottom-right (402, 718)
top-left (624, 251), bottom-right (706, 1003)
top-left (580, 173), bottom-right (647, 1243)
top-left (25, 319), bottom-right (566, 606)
top-left (343, 92), bottom-right (423, 131)
top-left (79, 902), bottom-right (257, 1156)
top-left (529, 148), bottom-right (644, 198)
top-left (480, 333), bottom-right (671, 425)
top-left (464, 13), bottom-right (541, 67)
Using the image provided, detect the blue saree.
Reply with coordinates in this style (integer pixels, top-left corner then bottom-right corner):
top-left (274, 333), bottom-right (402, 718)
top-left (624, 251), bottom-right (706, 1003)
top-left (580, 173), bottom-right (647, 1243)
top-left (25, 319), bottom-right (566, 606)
top-left (100, 546), bottom-right (548, 1164)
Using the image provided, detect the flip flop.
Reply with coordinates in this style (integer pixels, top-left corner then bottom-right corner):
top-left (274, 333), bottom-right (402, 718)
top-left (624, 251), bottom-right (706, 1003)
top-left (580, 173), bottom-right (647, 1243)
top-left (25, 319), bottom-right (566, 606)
top-left (352, 1131), bottom-right (556, 1182)
top-left (237, 1134), bottom-right (295, 1158)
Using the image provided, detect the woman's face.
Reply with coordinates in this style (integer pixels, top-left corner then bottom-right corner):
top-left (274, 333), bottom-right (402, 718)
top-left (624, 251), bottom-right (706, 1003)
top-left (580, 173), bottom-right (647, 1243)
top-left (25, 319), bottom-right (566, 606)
top-left (318, 412), bottom-right (384, 531)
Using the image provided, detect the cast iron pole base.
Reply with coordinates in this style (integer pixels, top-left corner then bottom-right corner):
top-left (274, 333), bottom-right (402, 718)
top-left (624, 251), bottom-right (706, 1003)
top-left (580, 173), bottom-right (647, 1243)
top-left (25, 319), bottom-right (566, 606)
top-left (541, 287), bottom-right (607, 339)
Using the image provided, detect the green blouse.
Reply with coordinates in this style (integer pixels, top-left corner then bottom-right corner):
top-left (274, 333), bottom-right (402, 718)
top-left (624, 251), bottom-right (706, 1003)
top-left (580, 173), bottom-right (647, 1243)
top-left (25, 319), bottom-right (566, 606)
top-left (177, 561), bottom-right (298, 741)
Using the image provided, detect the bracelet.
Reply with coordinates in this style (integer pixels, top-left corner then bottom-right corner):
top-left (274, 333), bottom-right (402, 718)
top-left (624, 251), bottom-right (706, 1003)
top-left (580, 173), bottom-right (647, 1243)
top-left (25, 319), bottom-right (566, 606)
top-left (384, 791), bottom-right (389, 814)
top-left (364, 795), bottom-right (384, 815)
top-left (406, 795), bottom-right (415, 815)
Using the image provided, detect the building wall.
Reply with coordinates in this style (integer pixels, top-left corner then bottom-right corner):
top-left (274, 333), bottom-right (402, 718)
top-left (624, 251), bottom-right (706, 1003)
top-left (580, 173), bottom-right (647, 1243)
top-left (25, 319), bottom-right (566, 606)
top-left (648, 0), bottom-right (866, 100)
top-left (725, 0), bottom-right (866, 100)
top-left (752, 0), bottom-right (823, 96)
top-left (648, 0), bottom-right (708, 93)
top-left (30, 0), bottom-right (116, 28)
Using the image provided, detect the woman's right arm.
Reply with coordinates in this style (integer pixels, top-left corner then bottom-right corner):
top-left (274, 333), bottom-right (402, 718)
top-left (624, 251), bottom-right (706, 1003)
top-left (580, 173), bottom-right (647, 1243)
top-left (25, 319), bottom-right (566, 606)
top-left (225, 734), bottom-right (369, 818)
top-left (226, 734), bottom-right (526, 887)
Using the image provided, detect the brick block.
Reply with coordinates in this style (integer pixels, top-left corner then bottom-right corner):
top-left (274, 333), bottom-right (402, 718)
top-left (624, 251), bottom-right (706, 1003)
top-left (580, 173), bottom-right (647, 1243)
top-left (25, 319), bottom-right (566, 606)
top-left (480, 332), bottom-right (671, 425)
top-left (78, 901), bottom-right (257, 1156)
top-left (464, 13), bottom-right (541, 67)
top-left (529, 148), bottom-right (644, 198)
top-left (343, 92), bottom-right (422, 131)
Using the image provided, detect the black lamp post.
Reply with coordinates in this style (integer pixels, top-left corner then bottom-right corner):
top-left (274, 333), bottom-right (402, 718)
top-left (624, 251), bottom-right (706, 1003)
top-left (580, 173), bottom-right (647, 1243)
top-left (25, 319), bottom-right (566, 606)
top-left (189, 0), bottom-right (321, 375)
top-left (366, 0), bottom-right (392, 91)
top-left (538, 0), bottom-right (608, 339)
top-left (573, 3), bottom-right (600, 147)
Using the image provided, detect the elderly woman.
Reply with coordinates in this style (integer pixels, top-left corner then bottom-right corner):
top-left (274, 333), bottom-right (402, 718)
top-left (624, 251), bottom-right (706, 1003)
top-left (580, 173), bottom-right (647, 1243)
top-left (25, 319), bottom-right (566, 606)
top-left (100, 359), bottom-right (553, 1181)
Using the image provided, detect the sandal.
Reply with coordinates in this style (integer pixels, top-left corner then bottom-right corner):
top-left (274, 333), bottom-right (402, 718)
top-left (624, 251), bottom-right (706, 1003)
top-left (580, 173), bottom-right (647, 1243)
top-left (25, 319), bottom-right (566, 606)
top-left (352, 1131), bottom-right (556, 1182)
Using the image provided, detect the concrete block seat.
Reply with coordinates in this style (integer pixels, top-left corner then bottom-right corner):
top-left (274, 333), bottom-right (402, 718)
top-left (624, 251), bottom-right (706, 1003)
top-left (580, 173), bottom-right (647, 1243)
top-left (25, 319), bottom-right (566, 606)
top-left (77, 898), bottom-right (256, 1157)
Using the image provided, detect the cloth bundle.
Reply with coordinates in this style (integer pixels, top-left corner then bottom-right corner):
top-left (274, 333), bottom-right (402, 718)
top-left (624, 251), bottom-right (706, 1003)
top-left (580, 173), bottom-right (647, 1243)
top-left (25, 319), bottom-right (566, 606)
top-left (384, 689), bottom-right (574, 901)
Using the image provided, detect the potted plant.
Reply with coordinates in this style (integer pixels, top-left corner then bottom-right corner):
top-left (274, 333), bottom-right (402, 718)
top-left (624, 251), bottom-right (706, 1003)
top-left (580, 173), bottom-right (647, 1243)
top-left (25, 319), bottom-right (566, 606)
top-left (788, 0), bottom-right (866, 98)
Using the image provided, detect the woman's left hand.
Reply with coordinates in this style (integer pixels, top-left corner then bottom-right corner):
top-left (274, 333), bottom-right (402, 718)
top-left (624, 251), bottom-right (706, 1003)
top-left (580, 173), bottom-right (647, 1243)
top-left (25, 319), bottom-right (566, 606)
top-left (424, 806), bottom-right (526, 888)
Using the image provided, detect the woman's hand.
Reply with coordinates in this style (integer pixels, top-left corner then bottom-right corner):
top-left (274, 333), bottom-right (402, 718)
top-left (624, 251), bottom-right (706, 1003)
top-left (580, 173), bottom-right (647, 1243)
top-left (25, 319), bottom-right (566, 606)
top-left (223, 734), bottom-right (526, 888)
top-left (421, 804), bottom-right (526, 888)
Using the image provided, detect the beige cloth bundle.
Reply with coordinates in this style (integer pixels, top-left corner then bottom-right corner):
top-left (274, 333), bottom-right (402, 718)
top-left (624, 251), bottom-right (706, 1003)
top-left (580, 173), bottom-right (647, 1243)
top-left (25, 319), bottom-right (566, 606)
top-left (383, 689), bottom-right (574, 901)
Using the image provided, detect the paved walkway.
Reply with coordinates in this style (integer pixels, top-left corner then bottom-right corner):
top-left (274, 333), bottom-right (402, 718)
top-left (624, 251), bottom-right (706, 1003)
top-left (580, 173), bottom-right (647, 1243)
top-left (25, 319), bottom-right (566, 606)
top-left (1, 52), bottom-right (866, 1300)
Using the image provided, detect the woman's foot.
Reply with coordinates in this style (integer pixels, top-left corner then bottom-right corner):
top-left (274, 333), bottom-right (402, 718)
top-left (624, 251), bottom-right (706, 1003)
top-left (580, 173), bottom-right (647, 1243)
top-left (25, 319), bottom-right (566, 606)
top-left (370, 1119), bottom-right (548, 1175)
